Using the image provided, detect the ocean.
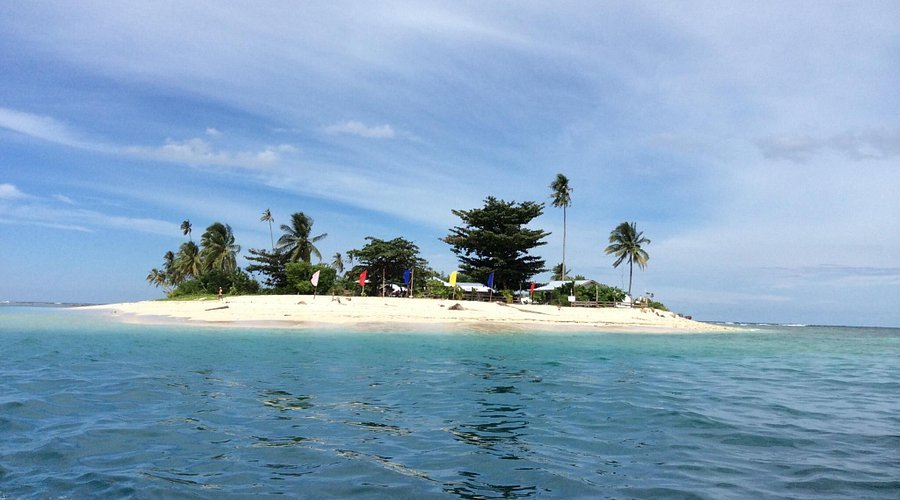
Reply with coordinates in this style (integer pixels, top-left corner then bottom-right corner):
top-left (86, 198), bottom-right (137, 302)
top-left (1, 306), bottom-right (897, 499)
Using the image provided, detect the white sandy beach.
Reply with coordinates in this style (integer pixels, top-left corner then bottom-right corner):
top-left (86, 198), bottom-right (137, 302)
top-left (82, 295), bottom-right (730, 332)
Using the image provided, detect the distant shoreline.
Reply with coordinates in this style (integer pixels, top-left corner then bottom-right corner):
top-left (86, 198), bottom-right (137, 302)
top-left (77, 295), bottom-right (735, 333)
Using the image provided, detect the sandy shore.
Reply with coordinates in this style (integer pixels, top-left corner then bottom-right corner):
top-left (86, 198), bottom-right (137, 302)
top-left (80, 295), bottom-right (731, 333)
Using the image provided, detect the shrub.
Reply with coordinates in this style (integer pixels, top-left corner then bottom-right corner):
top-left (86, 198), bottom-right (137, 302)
top-left (285, 261), bottom-right (336, 295)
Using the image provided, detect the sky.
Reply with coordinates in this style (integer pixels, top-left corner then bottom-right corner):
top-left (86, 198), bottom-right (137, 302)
top-left (1, 1), bottom-right (898, 326)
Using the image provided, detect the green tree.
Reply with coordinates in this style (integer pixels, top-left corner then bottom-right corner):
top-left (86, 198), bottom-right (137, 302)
top-left (604, 221), bottom-right (650, 297)
top-left (181, 219), bottom-right (192, 241)
top-left (443, 197), bottom-right (549, 290)
top-left (551, 262), bottom-right (572, 281)
top-left (277, 212), bottom-right (327, 263)
top-left (146, 268), bottom-right (167, 289)
top-left (260, 209), bottom-right (275, 251)
top-left (200, 222), bottom-right (241, 273)
top-left (285, 261), bottom-right (337, 295)
top-left (332, 252), bottom-right (345, 276)
top-left (162, 250), bottom-right (180, 286)
top-left (244, 247), bottom-right (290, 290)
top-left (549, 173), bottom-right (572, 280)
top-left (176, 241), bottom-right (202, 280)
top-left (347, 236), bottom-right (427, 295)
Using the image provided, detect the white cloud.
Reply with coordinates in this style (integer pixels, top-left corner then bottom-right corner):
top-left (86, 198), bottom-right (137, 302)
top-left (0, 195), bottom-right (179, 236)
top-left (0, 183), bottom-right (27, 200)
top-left (124, 138), bottom-right (297, 168)
top-left (205, 127), bottom-right (222, 136)
top-left (323, 121), bottom-right (396, 139)
top-left (0, 107), bottom-right (111, 152)
top-left (53, 194), bottom-right (76, 204)
top-left (758, 127), bottom-right (900, 162)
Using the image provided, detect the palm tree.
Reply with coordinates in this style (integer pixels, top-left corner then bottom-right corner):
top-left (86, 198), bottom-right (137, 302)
top-left (200, 222), bottom-right (241, 272)
top-left (260, 209), bottom-right (275, 251)
top-left (551, 262), bottom-right (572, 281)
top-left (604, 221), bottom-right (650, 297)
top-left (162, 250), bottom-right (180, 286)
top-left (146, 268), bottom-right (166, 288)
top-left (277, 212), bottom-right (327, 263)
top-left (176, 241), bottom-right (202, 279)
top-left (550, 173), bottom-right (572, 281)
top-left (181, 220), bottom-right (192, 242)
top-left (332, 252), bottom-right (345, 275)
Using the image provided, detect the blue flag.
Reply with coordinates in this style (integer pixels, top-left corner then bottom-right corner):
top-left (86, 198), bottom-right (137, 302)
top-left (487, 272), bottom-right (495, 288)
top-left (403, 269), bottom-right (412, 285)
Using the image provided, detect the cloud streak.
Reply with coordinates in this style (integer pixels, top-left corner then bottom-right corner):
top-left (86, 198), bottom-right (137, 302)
top-left (323, 121), bottom-right (397, 139)
top-left (758, 127), bottom-right (900, 162)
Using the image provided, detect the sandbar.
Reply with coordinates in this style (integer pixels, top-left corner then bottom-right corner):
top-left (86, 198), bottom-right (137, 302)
top-left (80, 295), bottom-right (733, 333)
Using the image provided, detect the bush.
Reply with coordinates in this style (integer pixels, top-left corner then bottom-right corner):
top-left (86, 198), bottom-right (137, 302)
top-left (285, 261), bottom-right (336, 295)
top-left (574, 284), bottom-right (626, 303)
top-left (425, 279), bottom-right (450, 299)
top-left (168, 269), bottom-right (260, 298)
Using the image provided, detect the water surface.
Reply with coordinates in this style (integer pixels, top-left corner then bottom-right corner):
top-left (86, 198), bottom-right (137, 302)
top-left (1, 307), bottom-right (897, 498)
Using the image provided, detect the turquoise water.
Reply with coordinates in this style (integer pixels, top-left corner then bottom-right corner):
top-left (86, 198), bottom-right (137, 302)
top-left (1, 307), bottom-right (897, 498)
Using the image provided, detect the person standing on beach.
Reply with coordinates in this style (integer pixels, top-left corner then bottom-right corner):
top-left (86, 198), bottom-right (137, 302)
top-left (218, 287), bottom-right (224, 301)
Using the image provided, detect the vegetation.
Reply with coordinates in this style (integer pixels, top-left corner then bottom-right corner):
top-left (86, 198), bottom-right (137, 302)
top-left (285, 261), bottom-right (336, 295)
top-left (277, 212), bottom-right (327, 263)
top-left (260, 209), bottom-right (275, 251)
top-left (200, 222), bottom-right (241, 273)
top-left (443, 196), bottom-right (549, 290)
top-left (549, 173), bottom-right (572, 281)
top-left (146, 201), bottom-right (669, 308)
top-left (604, 221), bottom-right (650, 297)
top-left (550, 262), bottom-right (572, 281)
top-left (244, 247), bottom-right (290, 291)
top-left (180, 220), bottom-right (192, 241)
top-left (348, 237), bottom-right (428, 296)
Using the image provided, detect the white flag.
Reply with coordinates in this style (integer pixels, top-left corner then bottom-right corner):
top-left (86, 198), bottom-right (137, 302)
top-left (311, 270), bottom-right (321, 287)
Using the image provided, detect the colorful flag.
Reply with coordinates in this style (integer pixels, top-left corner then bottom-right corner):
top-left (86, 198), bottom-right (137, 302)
top-left (487, 272), bottom-right (494, 288)
top-left (310, 270), bottom-right (320, 287)
top-left (359, 270), bottom-right (368, 288)
top-left (403, 269), bottom-right (411, 285)
top-left (449, 271), bottom-right (458, 287)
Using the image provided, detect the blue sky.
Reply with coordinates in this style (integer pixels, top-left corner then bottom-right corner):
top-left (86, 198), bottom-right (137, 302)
top-left (1, 2), bottom-right (898, 326)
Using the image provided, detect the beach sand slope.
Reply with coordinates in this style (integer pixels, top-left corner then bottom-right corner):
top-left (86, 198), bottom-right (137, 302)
top-left (81, 296), bottom-right (731, 333)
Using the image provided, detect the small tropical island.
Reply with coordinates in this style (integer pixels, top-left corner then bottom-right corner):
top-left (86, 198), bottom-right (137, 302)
top-left (89, 174), bottom-right (725, 332)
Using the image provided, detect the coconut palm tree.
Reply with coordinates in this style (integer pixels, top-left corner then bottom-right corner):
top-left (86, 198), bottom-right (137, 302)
top-left (176, 241), bottom-right (203, 279)
top-left (162, 250), bottom-right (179, 286)
top-left (200, 222), bottom-right (241, 272)
top-left (260, 209), bottom-right (275, 251)
top-left (550, 173), bottom-right (572, 281)
top-left (277, 212), bottom-right (327, 263)
top-left (146, 268), bottom-right (167, 288)
top-left (551, 262), bottom-right (572, 281)
top-left (181, 220), bottom-right (192, 242)
top-left (604, 221), bottom-right (650, 297)
top-left (332, 252), bottom-right (345, 275)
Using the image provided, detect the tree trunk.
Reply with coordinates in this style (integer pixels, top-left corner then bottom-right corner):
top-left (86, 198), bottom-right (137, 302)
top-left (562, 206), bottom-right (567, 281)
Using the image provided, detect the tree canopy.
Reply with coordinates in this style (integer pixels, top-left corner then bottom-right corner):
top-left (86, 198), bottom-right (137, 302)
top-left (550, 173), bottom-right (572, 280)
top-left (443, 196), bottom-right (549, 290)
top-left (604, 221), bottom-right (650, 297)
top-left (277, 212), bottom-right (327, 263)
top-left (200, 222), bottom-right (241, 273)
top-left (347, 236), bottom-right (427, 293)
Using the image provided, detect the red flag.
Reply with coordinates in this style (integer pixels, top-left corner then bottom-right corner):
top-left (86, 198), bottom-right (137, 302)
top-left (359, 270), bottom-right (368, 288)
top-left (529, 282), bottom-right (535, 295)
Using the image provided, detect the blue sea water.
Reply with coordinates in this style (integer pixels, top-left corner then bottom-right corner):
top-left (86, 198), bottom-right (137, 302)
top-left (1, 307), bottom-right (897, 499)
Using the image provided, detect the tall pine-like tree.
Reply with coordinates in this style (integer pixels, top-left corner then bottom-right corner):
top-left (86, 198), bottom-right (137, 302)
top-left (443, 197), bottom-right (549, 290)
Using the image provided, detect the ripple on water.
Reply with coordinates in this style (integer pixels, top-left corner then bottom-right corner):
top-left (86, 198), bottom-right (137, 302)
top-left (1, 315), bottom-right (898, 499)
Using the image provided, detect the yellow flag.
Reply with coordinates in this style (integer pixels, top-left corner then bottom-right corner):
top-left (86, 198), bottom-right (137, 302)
top-left (449, 271), bottom-right (458, 287)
